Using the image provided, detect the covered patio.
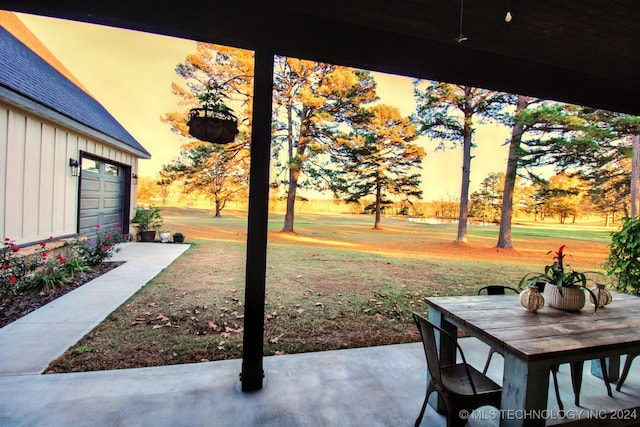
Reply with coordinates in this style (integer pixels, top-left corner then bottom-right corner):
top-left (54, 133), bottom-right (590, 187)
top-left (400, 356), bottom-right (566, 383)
top-left (0, 1), bottom-right (638, 425)
top-left (1, 339), bottom-right (639, 426)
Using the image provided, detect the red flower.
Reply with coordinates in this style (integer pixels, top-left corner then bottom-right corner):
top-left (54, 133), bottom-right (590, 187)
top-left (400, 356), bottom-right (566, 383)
top-left (57, 255), bottom-right (66, 264)
top-left (10, 276), bottom-right (17, 284)
top-left (12, 246), bottom-right (19, 253)
top-left (1, 263), bottom-right (6, 270)
top-left (96, 225), bottom-right (101, 229)
top-left (42, 252), bottom-right (48, 260)
top-left (40, 242), bottom-right (46, 247)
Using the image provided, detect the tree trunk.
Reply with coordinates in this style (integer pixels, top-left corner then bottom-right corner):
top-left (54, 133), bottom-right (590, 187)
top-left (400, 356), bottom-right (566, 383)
top-left (455, 88), bottom-right (473, 243)
top-left (282, 168), bottom-right (298, 232)
top-left (497, 95), bottom-right (526, 249)
top-left (215, 200), bottom-right (222, 217)
top-left (281, 107), bottom-right (309, 233)
top-left (374, 174), bottom-right (382, 230)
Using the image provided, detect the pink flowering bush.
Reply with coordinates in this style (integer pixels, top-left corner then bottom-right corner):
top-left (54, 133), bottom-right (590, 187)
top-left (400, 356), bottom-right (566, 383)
top-left (73, 224), bottom-right (128, 265)
top-left (1, 238), bottom-right (48, 300)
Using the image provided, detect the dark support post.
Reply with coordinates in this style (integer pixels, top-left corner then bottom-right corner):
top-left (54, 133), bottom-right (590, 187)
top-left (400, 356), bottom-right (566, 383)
top-left (240, 45), bottom-right (274, 392)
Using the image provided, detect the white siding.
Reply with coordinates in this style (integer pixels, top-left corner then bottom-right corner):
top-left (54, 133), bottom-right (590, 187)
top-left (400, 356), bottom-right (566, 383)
top-left (0, 102), bottom-right (139, 245)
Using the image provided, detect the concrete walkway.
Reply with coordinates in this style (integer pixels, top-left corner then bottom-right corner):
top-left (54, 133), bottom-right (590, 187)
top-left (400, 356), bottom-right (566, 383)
top-left (0, 242), bottom-right (190, 375)
top-left (0, 242), bottom-right (639, 426)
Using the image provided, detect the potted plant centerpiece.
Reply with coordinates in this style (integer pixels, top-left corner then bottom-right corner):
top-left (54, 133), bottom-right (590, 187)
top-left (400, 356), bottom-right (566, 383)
top-left (186, 78), bottom-right (239, 144)
top-left (520, 245), bottom-right (602, 312)
top-left (172, 232), bottom-right (185, 243)
top-left (131, 206), bottom-right (163, 242)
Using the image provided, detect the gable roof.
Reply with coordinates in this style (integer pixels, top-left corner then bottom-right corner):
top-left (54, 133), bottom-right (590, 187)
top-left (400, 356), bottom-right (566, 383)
top-left (0, 23), bottom-right (150, 158)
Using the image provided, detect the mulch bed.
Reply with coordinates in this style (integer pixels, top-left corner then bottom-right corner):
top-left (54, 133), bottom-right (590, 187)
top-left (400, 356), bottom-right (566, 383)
top-left (0, 261), bottom-right (125, 329)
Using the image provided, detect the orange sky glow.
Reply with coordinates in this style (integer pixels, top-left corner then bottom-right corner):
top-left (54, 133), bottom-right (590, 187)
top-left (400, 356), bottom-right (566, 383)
top-left (17, 12), bottom-right (511, 202)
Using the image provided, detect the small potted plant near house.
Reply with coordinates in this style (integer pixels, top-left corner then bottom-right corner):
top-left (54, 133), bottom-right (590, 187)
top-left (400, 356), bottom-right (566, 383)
top-left (186, 78), bottom-right (239, 144)
top-left (172, 232), bottom-right (185, 243)
top-left (159, 229), bottom-right (171, 243)
top-left (131, 206), bottom-right (163, 242)
top-left (519, 245), bottom-right (602, 312)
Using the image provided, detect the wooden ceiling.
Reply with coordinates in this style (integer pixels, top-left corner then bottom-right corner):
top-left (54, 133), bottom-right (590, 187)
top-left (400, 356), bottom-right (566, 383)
top-left (1, 0), bottom-right (638, 115)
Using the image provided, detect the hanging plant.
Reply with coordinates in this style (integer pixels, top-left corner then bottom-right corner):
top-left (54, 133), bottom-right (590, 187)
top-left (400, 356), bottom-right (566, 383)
top-left (187, 78), bottom-right (239, 144)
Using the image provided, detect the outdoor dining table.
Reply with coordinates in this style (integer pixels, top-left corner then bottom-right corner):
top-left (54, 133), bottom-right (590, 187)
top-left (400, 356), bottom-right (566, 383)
top-left (425, 292), bottom-right (640, 427)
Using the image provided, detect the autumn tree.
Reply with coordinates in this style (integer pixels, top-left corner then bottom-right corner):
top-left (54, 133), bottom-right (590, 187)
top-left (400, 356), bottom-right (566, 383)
top-left (163, 141), bottom-right (249, 216)
top-left (271, 57), bottom-right (378, 233)
top-left (161, 43), bottom-right (254, 217)
top-left (163, 43), bottom-right (253, 139)
top-left (542, 173), bottom-right (588, 223)
top-left (469, 172), bottom-right (504, 224)
top-left (516, 105), bottom-right (640, 224)
top-left (412, 82), bottom-right (511, 243)
top-left (321, 104), bottom-right (423, 229)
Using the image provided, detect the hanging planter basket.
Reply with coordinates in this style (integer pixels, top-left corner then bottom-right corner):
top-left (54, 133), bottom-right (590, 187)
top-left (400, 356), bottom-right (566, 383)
top-left (187, 108), bottom-right (239, 144)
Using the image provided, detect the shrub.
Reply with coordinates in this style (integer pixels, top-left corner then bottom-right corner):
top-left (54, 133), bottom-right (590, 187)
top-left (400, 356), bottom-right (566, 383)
top-left (132, 206), bottom-right (163, 231)
top-left (1, 238), bottom-right (34, 300)
top-left (24, 252), bottom-right (72, 293)
top-left (1, 238), bottom-right (64, 298)
top-left (74, 224), bottom-right (128, 265)
top-left (605, 216), bottom-right (640, 296)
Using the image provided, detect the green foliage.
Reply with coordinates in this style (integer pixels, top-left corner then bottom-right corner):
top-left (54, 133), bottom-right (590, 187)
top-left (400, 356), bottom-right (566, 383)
top-left (321, 105), bottom-right (424, 226)
top-left (196, 79), bottom-right (235, 117)
top-left (605, 216), bottom-right (640, 295)
top-left (1, 238), bottom-right (87, 297)
top-left (74, 225), bottom-right (128, 265)
top-left (63, 257), bottom-right (93, 275)
top-left (24, 253), bottom-right (72, 293)
top-left (132, 206), bottom-right (163, 231)
top-left (162, 144), bottom-right (249, 217)
top-left (1, 239), bottom-right (39, 300)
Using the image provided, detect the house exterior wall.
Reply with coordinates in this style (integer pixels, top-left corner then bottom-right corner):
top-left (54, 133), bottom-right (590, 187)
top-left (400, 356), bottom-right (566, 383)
top-left (0, 101), bottom-right (139, 245)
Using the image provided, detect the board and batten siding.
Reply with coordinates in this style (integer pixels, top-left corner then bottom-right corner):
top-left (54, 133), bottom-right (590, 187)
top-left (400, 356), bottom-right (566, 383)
top-left (0, 103), bottom-right (138, 245)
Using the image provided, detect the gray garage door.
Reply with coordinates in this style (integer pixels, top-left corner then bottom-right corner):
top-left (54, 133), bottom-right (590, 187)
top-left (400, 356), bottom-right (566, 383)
top-left (79, 156), bottom-right (126, 235)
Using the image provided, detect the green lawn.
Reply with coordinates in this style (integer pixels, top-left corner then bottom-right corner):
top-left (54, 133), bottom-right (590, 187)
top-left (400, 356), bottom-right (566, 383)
top-left (45, 207), bottom-right (613, 373)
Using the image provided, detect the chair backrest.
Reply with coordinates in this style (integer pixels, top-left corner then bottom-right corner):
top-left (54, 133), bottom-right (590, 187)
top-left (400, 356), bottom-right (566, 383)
top-left (478, 285), bottom-right (519, 295)
top-left (412, 312), bottom-right (478, 394)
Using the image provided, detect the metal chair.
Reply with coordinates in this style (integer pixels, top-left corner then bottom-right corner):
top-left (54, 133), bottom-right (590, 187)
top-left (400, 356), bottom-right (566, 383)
top-left (616, 353), bottom-right (639, 392)
top-left (477, 285), bottom-right (612, 410)
top-left (412, 312), bottom-right (502, 427)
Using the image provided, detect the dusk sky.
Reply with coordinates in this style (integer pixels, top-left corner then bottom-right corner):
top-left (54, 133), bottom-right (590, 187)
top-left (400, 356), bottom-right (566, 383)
top-left (17, 12), bottom-right (511, 202)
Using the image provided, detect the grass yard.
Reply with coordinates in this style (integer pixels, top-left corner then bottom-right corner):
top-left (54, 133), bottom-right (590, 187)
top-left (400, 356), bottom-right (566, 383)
top-left (45, 207), bottom-right (614, 373)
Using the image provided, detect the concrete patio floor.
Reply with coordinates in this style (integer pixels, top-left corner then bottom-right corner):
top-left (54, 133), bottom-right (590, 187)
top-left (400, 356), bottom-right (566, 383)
top-left (1, 243), bottom-right (639, 426)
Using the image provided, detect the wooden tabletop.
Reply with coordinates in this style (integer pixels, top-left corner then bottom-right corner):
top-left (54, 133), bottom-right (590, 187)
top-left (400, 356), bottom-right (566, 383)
top-left (425, 292), bottom-right (640, 363)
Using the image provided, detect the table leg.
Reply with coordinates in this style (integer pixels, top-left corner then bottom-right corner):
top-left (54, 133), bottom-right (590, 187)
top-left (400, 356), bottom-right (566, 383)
top-left (570, 361), bottom-right (584, 406)
top-left (501, 353), bottom-right (549, 427)
top-left (591, 356), bottom-right (620, 382)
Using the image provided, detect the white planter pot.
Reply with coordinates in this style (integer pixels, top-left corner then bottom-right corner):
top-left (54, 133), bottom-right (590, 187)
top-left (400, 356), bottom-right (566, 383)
top-left (544, 284), bottom-right (586, 312)
top-left (159, 232), bottom-right (171, 243)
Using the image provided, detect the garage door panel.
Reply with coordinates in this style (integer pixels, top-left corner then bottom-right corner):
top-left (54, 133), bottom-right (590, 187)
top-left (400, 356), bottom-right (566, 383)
top-left (79, 215), bottom-right (99, 231)
top-left (103, 213), bottom-right (121, 225)
top-left (103, 197), bottom-right (121, 209)
top-left (80, 197), bottom-right (100, 210)
top-left (81, 178), bottom-right (100, 192)
top-left (104, 181), bottom-right (122, 193)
